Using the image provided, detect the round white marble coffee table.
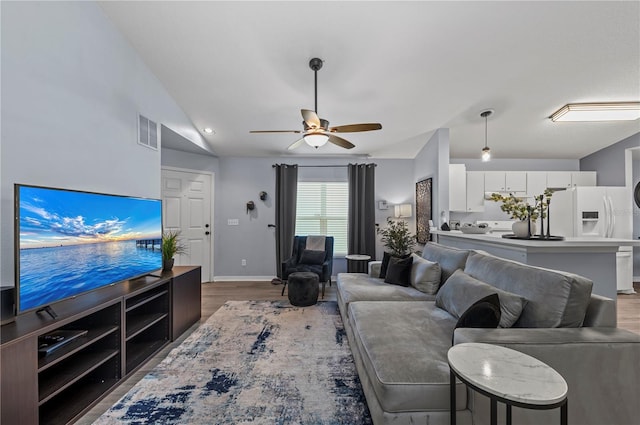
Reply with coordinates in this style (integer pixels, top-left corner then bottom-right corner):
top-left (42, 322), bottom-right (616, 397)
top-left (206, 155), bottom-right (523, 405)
top-left (448, 342), bottom-right (568, 425)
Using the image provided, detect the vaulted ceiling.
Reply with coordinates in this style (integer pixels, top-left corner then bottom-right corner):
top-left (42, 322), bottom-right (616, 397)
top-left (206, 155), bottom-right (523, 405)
top-left (99, 1), bottom-right (640, 159)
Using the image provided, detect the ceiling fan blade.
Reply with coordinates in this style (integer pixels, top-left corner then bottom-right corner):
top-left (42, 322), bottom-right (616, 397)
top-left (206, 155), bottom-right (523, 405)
top-left (250, 130), bottom-right (302, 134)
top-left (329, 123), bottom-right (382, 133)
top-left (328, 134), bottom-right (355, 149)
top-left (287, 137), bottom-right (306, 150)
top-left (301, 109), bottom-right (321, 129)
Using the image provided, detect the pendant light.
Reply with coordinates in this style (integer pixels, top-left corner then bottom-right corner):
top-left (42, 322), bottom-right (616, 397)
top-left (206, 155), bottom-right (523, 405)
top-left (480, 109), bottom-right (493, 162)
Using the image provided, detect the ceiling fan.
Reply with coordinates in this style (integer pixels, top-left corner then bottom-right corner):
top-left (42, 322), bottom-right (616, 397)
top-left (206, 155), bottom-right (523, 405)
top-left (250, 58), bottom-right (382, 150)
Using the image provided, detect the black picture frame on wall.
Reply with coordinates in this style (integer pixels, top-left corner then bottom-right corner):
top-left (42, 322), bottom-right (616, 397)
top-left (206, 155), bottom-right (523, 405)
top-left (416, 178), bottom-right (433, 244)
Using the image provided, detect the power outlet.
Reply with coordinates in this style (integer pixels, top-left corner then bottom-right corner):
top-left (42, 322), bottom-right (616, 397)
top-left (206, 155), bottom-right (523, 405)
top-left (241, 259), bottom-right (247, 266)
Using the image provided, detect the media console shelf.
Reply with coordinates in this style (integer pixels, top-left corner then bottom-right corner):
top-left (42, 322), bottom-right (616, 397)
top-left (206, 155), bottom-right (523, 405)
top-left (1, 266), bottom-right (201, 425)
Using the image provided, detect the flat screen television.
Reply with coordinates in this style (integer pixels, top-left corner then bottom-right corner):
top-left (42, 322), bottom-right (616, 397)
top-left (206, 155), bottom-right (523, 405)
top-left (15, 184), bottom-right (163, 314)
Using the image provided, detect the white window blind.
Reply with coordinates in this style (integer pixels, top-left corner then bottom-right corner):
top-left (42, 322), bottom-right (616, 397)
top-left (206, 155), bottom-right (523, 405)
top-left (295, 182), bottom-right (348, 255)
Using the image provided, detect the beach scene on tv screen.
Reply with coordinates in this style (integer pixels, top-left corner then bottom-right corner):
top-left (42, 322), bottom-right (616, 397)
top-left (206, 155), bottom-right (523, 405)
top-left (18, 186), bottom-right (162, 312)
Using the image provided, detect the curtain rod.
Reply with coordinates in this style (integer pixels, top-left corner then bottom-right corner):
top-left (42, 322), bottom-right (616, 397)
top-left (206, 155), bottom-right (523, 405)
top-left (272, 164), bottom-right (376, 168)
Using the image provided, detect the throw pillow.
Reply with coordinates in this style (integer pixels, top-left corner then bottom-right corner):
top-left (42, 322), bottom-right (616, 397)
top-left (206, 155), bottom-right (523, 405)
top-left (379, 252), bottom-right (392, 278)
top-left (435, 269), bottom-right (527, 328)
top-left (379, 252), bottom-right (410, 279)
top-left (384, 256), bottom-right (414, 287)
top-left (299, 249), bottom-right (325, 265)
top-left (409, 253), bottom-right (442, 294)
top-left (455, 293), bottom-right (501, 329)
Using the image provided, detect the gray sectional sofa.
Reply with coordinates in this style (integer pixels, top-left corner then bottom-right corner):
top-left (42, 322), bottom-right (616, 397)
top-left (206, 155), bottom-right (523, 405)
top-left (336, 242), bottom-right (640, 425)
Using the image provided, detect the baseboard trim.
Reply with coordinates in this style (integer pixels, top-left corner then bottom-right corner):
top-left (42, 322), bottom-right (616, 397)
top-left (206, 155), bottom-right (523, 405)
top-left (212, 276), bottom-right (275, 282)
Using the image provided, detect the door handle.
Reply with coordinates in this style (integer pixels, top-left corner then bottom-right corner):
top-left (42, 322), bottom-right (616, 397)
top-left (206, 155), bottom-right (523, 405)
top-left (205, 231), bottom-right (210, 235)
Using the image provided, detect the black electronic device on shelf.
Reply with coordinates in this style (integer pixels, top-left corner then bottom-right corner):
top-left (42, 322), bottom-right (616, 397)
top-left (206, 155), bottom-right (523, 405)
top-left (38, 329), bottom-right (88, 356)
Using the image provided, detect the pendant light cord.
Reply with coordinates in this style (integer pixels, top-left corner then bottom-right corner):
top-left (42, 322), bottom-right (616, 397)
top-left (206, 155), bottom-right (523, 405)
top-left (484, 114), bottom-right (488, 149)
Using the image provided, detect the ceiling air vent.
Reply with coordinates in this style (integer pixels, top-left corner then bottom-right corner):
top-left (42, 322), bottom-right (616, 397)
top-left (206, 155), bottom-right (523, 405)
top-left (138, 113), bottom-right (158, 150)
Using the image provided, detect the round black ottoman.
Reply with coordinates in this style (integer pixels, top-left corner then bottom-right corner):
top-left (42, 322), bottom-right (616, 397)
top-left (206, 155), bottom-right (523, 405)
top-left (287, 272), bottom-right (319, 307)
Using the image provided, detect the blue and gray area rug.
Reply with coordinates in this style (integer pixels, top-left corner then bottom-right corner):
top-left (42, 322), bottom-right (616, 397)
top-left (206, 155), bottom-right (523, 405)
top-left (95, 300), bottom-right (372, 424)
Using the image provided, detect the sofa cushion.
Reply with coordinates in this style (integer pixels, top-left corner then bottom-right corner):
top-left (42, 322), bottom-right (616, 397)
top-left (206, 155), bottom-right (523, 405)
top-left (348, 301), bottom-right (465, 413)
top-left (337, 273), bottom-right (435, 318)
top-left (455, 293), bottom-right (501, 330)
top-left (410, 253), bottom-right (441, 294)
top-left (421, 242), bottom-right (470, 286)
top-left (384, 256), bottom-right (413, 286)
top-left (436, 269), bottom-right (526, 328)
top-left (463, 251), bottom-right (593, 328)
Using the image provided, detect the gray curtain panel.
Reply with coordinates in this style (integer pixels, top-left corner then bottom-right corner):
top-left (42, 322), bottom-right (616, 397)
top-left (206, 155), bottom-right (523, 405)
top-left (275, 164), bottom-right (298, 278)
top-left (348, 163), bottom-right (376, 259)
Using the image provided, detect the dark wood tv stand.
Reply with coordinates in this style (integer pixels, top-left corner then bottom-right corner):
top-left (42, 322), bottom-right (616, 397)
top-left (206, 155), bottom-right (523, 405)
top-left (0, 266), bottom-right (201, 425)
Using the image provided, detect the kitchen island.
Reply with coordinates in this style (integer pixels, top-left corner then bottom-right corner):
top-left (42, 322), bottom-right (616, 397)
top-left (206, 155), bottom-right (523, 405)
top-left (431, 230), bottom-right (639, 300)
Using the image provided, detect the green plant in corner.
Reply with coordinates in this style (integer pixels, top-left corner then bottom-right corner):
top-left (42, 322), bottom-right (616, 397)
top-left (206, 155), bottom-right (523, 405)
top-left (377, 218), bottom-right (415, 256)
top-left (162, 230), bottom-right (187, 267)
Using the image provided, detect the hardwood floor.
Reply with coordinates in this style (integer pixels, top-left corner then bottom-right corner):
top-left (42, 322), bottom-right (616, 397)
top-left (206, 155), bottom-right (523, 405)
top-left (617, 282), bottom-right (640, 335)
top-left (78, 279), bottom-right (638, 424)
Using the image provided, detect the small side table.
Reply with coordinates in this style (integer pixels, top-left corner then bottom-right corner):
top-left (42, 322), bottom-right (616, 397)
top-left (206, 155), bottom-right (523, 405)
top-left (345, 254), bottom-right (371, 273)
top-left (448, 342), bottom-right (568, 425)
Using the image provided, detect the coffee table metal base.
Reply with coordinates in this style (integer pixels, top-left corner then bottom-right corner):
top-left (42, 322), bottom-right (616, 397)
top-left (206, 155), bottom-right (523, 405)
top-left (450, 369), bottom-right (568, 425)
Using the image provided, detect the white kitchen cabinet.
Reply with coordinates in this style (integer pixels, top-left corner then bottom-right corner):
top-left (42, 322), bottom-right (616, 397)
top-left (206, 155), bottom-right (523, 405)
top-left (571, 171), bottom-right (596, 186)
top-left (484, 171), bottom-right (506, 192)
top-left (526, 171), bottom-right (548, 199)
top-left (505, 172), bottom-right (527, 192)
top-left (547, 171), bottom-right (572, 189)
top-left (449, 164), bottom-right (467, 211)
top-left (484, 171), bottom-right (526, 193)
top-left (547, 171), bottom-right (597, 188)
top-left (466, 171), bottom-right (485, 212)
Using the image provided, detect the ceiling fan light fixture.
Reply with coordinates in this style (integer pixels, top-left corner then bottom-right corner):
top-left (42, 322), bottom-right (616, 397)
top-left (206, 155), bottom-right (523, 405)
top-left (304, 133), bottom-right (329, 148)
top-left (550, 102), bottom-right (640, 122)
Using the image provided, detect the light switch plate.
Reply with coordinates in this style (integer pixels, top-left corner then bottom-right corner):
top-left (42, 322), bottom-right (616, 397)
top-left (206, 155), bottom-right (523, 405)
top-left (227, 219), bottom-right (239, 226)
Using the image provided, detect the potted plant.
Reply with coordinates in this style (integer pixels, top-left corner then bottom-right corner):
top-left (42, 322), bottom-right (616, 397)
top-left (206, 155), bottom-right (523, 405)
top-left (377, 218), bottom-right (415, 257)
top-left (489, 189), bottom-right (553, 237)
top-left (162, 230), bottom-right (186, 271)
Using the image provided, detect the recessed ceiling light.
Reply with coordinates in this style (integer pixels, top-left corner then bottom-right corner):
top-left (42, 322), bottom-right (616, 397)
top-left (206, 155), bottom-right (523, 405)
top-left (203, 127), bottom-right (215, 134)
top-left (550, 102), bottom-right (640, 122)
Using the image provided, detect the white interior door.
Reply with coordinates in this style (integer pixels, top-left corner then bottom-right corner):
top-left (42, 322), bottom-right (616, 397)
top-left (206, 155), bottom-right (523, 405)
top-left (161, 168), bottom-right (213, 282)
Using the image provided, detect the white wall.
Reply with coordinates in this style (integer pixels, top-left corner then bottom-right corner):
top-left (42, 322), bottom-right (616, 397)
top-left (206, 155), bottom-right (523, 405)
top-left (413, 129), bottom-right (450, 239)
top-left (633, 159), bottom-right (640, 278)
top-left (161, 154), bottom-right (415, 279)
top-left (580, 132), bottom-right (640, 186)
top-left (1, 2), bottom-right (203, 286)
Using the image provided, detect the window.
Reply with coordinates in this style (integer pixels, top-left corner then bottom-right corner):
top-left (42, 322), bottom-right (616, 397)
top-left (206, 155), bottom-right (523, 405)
top-left (295, 182), bottom-right (348, 255)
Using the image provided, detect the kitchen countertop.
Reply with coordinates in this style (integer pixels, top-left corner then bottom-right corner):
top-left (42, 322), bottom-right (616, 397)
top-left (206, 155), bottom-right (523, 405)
top-left (431, 230), bottom-right (639, 249)
top-left (430, 230), bottom-right (637, 299)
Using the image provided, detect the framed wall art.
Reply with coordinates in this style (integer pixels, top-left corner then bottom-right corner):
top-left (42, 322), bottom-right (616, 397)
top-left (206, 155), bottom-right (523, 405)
top-left (415, 178), bottom-right (433, 244)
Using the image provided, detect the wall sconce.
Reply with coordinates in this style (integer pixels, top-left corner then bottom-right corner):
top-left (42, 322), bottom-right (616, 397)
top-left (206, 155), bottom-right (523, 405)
top-left (246, 201), bottom-right (255, 214)
top-left (394, 204), bottom-right (412, 218)
top-left (259, 191), bottom-right (268, 201)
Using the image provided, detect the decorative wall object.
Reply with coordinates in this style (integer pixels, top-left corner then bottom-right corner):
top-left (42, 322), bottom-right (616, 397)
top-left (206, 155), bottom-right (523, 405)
top-left (415, 178), bottom-right (432, 244)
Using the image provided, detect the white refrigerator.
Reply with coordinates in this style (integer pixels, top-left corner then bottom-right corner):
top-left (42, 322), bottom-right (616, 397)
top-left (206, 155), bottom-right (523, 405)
top-left (549, 186), bottom-right (634, 293)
